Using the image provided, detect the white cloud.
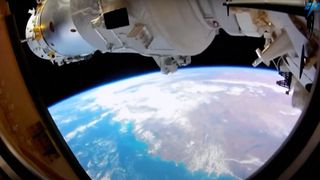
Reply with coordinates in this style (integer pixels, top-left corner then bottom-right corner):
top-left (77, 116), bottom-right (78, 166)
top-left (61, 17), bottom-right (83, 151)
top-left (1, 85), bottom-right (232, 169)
top-left (64, 112), bottom-right (110, 142)
top-left (141, 130), bottom-right (155, 142)
top-left (57, 68), bottom-right (300, 179)
top-left (279, 109), bottom-right (301, 116)
top-left (57, 116), bottom-right (78, 125)
top-left (188, 144), bottom-right (233, 176)
top-left (210, 79), bottom-right (286, 93)
top-left (225, 156), bottom-right (264, 167)
top-left (119, 125), bottom-right (128, 134)
top-left (222, 119), bottom-right (229, 123)
top-left (227, 87), bottom-right (245, 96)
top-left (84, 79), bottom-right (233, 137)
top-left (101, 172), bottom-right (111, 180)
top-left (65, 119), bottom-right (99, 142)
top-left (186, 141), bottom-right (195, 148)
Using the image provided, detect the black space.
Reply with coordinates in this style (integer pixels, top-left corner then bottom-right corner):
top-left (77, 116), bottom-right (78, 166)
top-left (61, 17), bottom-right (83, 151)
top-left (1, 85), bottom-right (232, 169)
top-left (9, 0), bottom-right (266, 106)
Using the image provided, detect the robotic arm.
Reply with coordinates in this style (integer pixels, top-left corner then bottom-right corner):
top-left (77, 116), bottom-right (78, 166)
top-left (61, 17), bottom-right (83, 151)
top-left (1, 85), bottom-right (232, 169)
top-left (25, 0), bottom-right (319, 109)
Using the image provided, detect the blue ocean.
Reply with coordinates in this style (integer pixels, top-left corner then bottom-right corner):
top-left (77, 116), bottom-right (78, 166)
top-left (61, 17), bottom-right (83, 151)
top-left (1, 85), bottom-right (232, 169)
top-left (50, 97), bottom-right (236, 180)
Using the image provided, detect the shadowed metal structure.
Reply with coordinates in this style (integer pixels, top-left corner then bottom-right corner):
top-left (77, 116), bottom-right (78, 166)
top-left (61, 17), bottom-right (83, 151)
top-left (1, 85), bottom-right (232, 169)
top-left (223, 0), bottom-right (306, 16)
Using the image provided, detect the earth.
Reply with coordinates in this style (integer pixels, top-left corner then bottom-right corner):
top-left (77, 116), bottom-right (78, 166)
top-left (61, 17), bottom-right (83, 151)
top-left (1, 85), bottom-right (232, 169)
top-left (49, 67), bottom-right (301, 180)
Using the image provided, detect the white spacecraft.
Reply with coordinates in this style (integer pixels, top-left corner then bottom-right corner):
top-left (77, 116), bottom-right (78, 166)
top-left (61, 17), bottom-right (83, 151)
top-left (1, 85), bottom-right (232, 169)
top-left (25, 0), bottom-right (319, 109)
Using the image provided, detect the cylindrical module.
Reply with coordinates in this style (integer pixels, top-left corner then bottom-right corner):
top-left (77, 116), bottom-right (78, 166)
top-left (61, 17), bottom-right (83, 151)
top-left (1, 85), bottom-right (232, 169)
top-left (26, 0), bottom-right (98, 65)
top-left (40, 0), bottom-right (97, 56)
top-left (26, 0), bottom-right (218, 65)
top-left (141, 0), bottom-right (216, 55)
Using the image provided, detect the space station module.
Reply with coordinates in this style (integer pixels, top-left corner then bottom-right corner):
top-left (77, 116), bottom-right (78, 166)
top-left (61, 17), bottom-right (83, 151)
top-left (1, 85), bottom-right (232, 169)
top-left (25, 0), bottom-right (320, 109)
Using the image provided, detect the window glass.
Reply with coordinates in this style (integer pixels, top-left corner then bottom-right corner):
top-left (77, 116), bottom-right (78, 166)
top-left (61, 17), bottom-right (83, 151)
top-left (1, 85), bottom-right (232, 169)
top-left (49, 67), bottom-right (301, 180)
